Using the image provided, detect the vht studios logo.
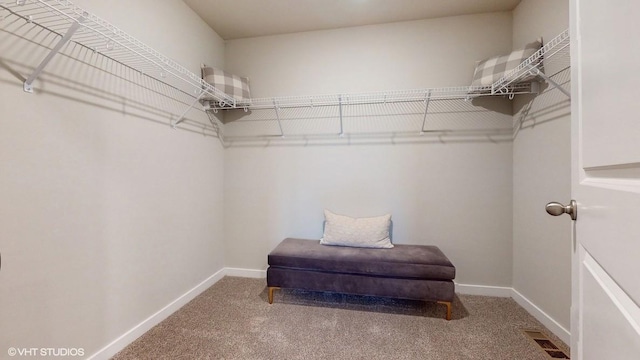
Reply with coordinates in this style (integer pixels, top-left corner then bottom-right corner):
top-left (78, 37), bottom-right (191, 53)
top-left (7, 347), bottom-right (85, 357)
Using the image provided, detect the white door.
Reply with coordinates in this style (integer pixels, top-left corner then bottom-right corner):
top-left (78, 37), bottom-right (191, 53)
top-left (570, 0), bottom-right (640, 359)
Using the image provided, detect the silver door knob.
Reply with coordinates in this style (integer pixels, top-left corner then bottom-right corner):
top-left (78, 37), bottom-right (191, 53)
top-left (546, 200), bottom-right (577, 220)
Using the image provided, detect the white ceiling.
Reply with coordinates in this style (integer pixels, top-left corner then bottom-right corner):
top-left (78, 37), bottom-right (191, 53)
top-left (183, 0), bottom-right (522, 40)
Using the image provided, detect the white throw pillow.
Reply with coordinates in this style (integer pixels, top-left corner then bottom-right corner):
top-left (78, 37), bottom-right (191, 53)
top-left (320, 210), bottom-right (393, 249)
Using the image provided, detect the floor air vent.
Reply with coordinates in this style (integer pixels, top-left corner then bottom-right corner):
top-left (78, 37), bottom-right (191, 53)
top-left (523, 330), bottom-right (570, 359)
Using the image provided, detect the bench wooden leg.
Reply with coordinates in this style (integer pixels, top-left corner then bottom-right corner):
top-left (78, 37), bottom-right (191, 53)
top-left (437, 301), bottom-right (452, 320)
top-left (268, 287), bottom-right (280, 304)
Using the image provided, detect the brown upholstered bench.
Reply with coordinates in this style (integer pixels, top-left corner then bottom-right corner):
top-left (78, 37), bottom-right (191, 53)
top-left (266, 238), bottom-right (456, 320)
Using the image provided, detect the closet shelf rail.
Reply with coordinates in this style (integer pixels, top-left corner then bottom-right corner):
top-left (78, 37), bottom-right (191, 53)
top-left (207, 83), bottom-right (534, 112)
top-left (1, 0), bottom-right (236, 107)
top-left (205, 29), bottom-right (570, 113)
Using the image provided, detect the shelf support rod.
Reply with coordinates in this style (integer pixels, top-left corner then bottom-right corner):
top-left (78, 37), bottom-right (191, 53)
top-left (206, 111), bottom-right (225, 145)
top-left (420, 90), bottom-right (432, 134)
top-left (24, 15), bottom-right (85, 93)
top-left (338, 95), bottom-right (344, 136)
top-left (528, 66), bottom-right (571, 98)
top-left (171, 90), bottom-right (205, 129)
top-left (273, 99), bottom-right (284, 137)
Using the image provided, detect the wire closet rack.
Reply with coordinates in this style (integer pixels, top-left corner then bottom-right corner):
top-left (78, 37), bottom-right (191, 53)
top-left (493, 28), bottom-right (570, 97)
top-left (0, 0), bottom-right (234, 132)
top-left (214, 29), bottom-right (570, 143)
top-left (0, 0), bottom-right (570, 142)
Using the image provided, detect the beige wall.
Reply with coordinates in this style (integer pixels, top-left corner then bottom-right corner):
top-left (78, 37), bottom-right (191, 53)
top-left (223, 13), bottom-right (516, 287)
top-left (0, 0), bottom-right (226, 357)
top-left (226, 13), bottom-right (513, 97)
top-left (512, 0), bottom-right (571, 331)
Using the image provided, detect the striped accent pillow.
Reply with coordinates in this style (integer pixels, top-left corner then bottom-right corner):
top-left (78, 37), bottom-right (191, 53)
top-left (471, 39), bottom-right (542, 86)
top-left (201, 64), bottom-right (251, 106)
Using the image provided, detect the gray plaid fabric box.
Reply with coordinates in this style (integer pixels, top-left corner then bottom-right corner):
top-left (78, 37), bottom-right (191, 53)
top-left (471, 39), bottom-right (542, 87)
top-left (201, 64), bottom-right (251, 106)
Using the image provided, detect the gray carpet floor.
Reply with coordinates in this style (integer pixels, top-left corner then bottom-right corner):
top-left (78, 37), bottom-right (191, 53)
top-left (112, 277), bottom-right (569, 360)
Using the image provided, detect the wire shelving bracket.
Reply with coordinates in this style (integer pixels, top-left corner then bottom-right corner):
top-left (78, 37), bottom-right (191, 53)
top-left (22, 11), bottom-right (85, 93)
top-left (419, 90), bottom-right (432, 135)
top-left (273, 99), bottom-right (284, 137)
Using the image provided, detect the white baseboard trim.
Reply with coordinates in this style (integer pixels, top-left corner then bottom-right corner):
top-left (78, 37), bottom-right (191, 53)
top-left (87, 268), bottom-right (227, 360)
top-left (455, 283), bottom-right (512, 297)
top-left (454, 283), bottom-right (570, 344)
top-left (511, 288), bottom-right (571, 345)
top-left (225, 267), bottom-right (266, 278)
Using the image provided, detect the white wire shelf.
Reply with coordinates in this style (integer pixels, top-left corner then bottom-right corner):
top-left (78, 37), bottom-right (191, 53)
top-left (213, 29), bottom-right (570, 142)
top-left (1, 1), bottom-right (569, 142)
top-left (208, 29), bottom-right (570, 114)
top-left (206, 83), bottom-right (534, 112)
top-left (204, 30), bottom-right (571, 113)
top-left (493, 28), bottom-right (570, 96)
top-left (0, 0), bottom-right (236, 107)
